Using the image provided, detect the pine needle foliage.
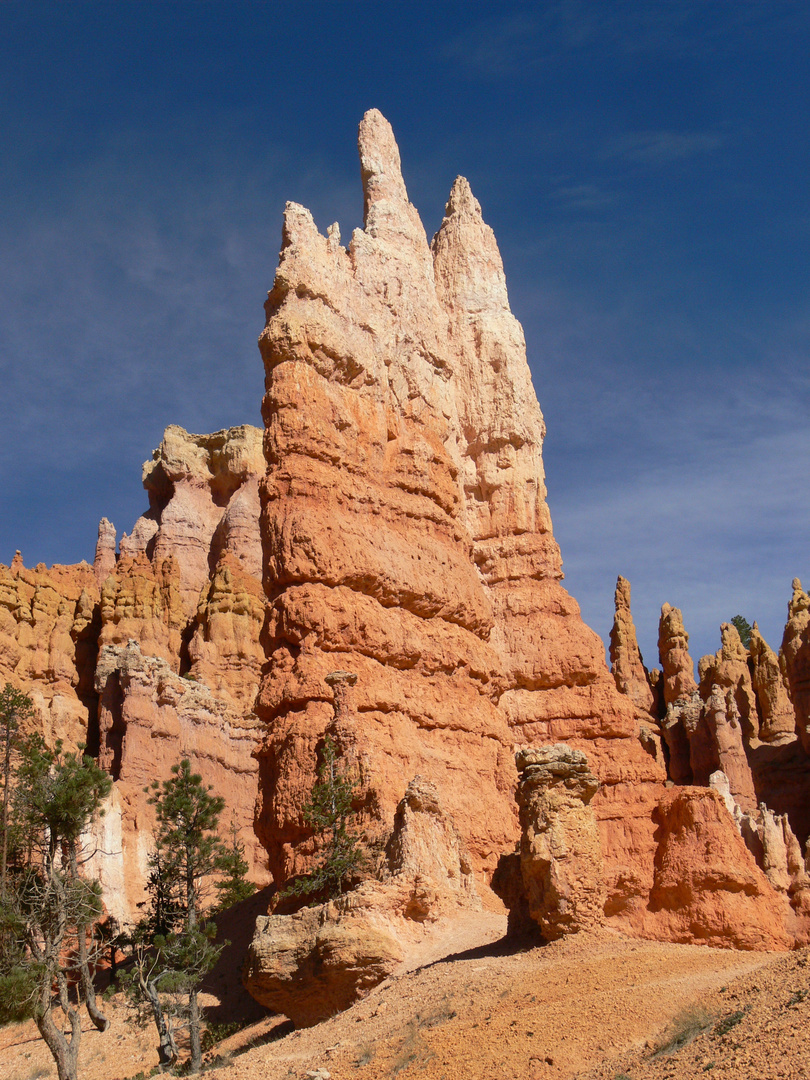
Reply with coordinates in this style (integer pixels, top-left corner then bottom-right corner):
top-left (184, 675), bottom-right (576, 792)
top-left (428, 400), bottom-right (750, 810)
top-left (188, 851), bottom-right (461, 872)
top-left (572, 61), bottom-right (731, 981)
top-left (127, 759), bottom-right (227, 1072)
top-left (213, 821), bottom-right (256, 912)
top-left (0, 731), bottom-right (111, 1080)
top-left (283, 734), bottom-right (364, 901)
top-left (730, 615), bottom-right (753, 648)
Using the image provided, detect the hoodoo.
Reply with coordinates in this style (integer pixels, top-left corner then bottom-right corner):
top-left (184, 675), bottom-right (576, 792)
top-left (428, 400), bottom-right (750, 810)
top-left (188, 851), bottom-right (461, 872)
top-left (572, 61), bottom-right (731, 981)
top-left (252, 109), bottom-right (667, 928)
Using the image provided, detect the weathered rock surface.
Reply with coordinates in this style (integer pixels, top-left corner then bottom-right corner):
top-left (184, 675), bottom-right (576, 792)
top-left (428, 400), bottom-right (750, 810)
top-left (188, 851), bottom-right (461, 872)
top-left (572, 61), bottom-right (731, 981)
top-left (243, 774), bottom-right (480, 1025)
top-left (646, 787), bottom-right (790, 951)
top-left (701, 684), bottom-right (757, 811)
top-left (254, 109), bottom-right (665, 924)
top-left (782, 578), bottom-right (810, 753)
top-left (0, 556), bottom-right (100, 749)
top-left (122, 424), bottom-right (264, 614)
top-left (493, 745), bottom-right (605, 940)
top-left (749, 623), bottom-right (796, 743)
top-left (700, 623), bottom-right (759, 742)
top-left (1, 423), bottom-right (269, 919)
top-left (90, 639), bottom-right (265, 922)
top-left (610, 576), bottom-right (655, 715)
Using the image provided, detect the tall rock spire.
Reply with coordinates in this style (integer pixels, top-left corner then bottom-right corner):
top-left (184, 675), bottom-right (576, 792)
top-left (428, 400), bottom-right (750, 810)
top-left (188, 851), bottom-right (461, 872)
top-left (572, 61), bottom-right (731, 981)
top-left (255, 111), bottom-right (666, 922)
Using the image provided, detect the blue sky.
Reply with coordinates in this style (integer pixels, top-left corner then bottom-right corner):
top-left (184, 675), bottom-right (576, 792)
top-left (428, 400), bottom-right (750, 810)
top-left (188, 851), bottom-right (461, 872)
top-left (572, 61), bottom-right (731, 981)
top-left (1, 1), bottom-right (808, 667)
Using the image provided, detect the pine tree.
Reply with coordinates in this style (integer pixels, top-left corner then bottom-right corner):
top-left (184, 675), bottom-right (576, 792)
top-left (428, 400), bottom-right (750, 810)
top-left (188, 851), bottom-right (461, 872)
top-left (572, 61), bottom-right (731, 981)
top-left (0, 735), bottom-right (111, 1080)
top-left (731, 614), bottom-right (753, 648)
top-left (283, 734), bottom-right (364, 901)
top-left (0, 683), bottom-right (35, 896)
top-left (213, 821), bottom-right (256, 912)
top-left (131, 759), bottom-right (226, 1073)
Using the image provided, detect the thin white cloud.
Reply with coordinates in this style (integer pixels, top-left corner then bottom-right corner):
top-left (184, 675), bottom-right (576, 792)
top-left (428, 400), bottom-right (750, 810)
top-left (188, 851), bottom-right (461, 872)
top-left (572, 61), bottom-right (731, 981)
top-left (605, 130), bottom-right (726, 166)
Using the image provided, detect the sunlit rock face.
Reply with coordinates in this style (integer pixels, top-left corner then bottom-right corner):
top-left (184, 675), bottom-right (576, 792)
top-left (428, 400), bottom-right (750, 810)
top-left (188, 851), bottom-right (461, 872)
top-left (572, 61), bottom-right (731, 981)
top-left (493, 745), bottom-right (605, 941)
top-left (253, 109), bottom-right (666, 923)
top-left (1, 424), bottom-right (271, 922)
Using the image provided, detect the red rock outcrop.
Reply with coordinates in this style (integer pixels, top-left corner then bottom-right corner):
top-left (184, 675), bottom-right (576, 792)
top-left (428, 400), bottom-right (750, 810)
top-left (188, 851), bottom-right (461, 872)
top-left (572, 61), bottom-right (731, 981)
top-left (646, 787), bottom-right (790, 950)
top-left (121, 424), bottom-right (263, 613)
top-left (88, 639), bottom-right (266, 922)
top-left (701, 685), bottom-right (756, 811)
top-left (243, 773), bottom-right (480, 1026)
top-left (782, 578), bottom-right (810, 753)
top-left (254, 110), bottom-right (665, 926)
top-left (493, 745), bottom-right (605, 940)
top-left (750, 623), bottom-right (796, 743)
top-left (0, 556), bottom-right (100, 748)
top-left (2, 423), bottom-right (269, 920)
top-left (610, 576), bottom-right (656, 716)
top-left (700, 623), bottom-right (759, 741)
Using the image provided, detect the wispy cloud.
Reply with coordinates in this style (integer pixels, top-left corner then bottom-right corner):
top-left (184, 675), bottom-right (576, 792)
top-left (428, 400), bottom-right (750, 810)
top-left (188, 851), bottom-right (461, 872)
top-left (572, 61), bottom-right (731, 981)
top-left (604, 130), bottom-right (726, 166)
top-left (550, 182), bottom-right (616, 211)
top-left (444, 2), bottom-right (810, 80)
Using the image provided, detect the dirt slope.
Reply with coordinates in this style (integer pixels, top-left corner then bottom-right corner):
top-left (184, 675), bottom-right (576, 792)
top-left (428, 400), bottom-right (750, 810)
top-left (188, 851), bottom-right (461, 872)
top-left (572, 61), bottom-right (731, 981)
top-left (2, 915), bottom-right (806, 1080)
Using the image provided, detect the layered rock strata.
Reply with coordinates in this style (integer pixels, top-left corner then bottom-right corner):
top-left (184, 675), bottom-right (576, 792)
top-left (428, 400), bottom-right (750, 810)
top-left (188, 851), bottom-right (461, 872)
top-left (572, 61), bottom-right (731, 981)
top-left (493, 745), bottom-right (605, 940)
top-left (0, 556), bottom-right (100, 748)
top-left (646, 787), bottom-right (791, 950)
top-left (254, 109), bottom-right (666, 923)
top-left (86, 639), bottom-right (265, 921)
top-left (1, 423), bottom-right (270, 920)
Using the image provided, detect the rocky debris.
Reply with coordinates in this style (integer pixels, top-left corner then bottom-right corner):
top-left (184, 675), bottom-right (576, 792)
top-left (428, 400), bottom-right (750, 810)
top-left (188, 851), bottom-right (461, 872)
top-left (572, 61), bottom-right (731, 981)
top-left (493, 745), bottom-right (605, 941)
top-left (254, 109), bottom-right (665, 921)
top-left (610, 576), bottom-right (656, 715)
top-left (749, 623), bottom-right (796, 743)
top-left (646, 787), bottom-right (791, 950)
top-left (782, 577), bottom-right (810, 753)
top-left (244, 774), bottom-right (480, 1026)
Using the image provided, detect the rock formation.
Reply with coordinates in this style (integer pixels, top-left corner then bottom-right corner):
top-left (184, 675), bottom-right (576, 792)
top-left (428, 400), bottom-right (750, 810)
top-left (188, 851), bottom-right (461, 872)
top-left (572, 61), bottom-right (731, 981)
top-left (6, 108), bottom-right (810, 958)
top-left (254, 109), bottom-right (665, 927)
top-left (0, 556), bottom-right (100, 748)
top-left (493, 745), bottom-right (605, 940)
top-left (0, 423), bottom-right (270, 920)
top-left (646, 787), bottom-right (790, 950)
top-left (243, 773), bottom-right (479, 1026)
top-left (749, 623), bottom-right (796, 743)
top-left (610, 576), bottom-right (656, 716)
top-left (783, 578), bottom-right (810, 753)
top-left (121, 424), bottom-right (263, 613)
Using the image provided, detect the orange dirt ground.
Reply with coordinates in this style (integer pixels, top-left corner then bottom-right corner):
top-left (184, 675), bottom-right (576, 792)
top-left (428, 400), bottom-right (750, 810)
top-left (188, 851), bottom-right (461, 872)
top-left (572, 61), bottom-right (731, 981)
top-left (3, 912), bottom-right (807, 1080)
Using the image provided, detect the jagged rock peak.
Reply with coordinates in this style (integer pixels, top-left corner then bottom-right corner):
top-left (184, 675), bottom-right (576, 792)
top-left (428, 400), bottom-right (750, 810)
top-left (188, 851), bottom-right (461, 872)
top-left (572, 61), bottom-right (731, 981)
top-left (658, 602), bottom-right (697, 705)
top-left (94, 517), bottom-right (117, 584)
top-left (445, 175), bottom-right (481, 217)
top-left (358, 108), bottom-right (409, 222)
top-left (610, 575), bottom-right (655, 715)
top-left (750, 622), bottom-right (796, 743)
